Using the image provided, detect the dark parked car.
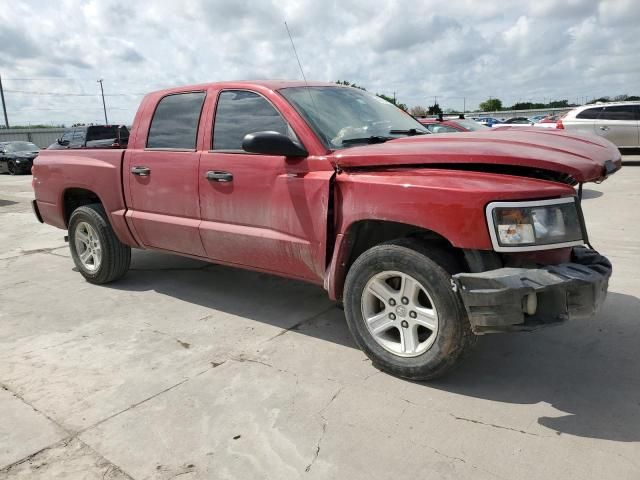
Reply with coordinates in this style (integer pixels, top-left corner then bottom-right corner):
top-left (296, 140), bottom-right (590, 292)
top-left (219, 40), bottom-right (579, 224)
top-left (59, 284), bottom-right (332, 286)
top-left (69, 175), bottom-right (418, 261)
top-left (0, 141), bottom-right (40, 175)
top-left (48, 125), bottom-right (130, 150)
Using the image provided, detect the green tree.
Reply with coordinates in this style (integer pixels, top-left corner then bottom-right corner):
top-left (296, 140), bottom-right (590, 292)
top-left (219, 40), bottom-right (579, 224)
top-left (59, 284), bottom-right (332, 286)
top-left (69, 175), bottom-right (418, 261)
top-left (548, 99), bottom-right (569, 108)
top-left (479, 98), bottom-right (502, 112)
top-left (376, 93), bottom-right (408, 112)
top-left (428, 103), bottom-right (443, 115)
top-left (335, 80), bottom-right (366, 91)
top-left (334, 81), bottom-right (408, 111)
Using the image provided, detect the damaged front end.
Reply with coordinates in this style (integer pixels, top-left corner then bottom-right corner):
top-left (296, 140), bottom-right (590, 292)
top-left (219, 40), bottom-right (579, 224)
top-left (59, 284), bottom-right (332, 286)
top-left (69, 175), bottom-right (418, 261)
top-left (452, 247), bottom-right (611, 334)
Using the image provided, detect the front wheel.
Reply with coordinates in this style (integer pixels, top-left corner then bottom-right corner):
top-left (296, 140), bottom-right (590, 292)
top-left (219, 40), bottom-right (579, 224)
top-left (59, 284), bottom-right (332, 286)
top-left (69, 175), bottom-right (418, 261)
top-left (7, 161), bottom-right (17, 175)
top-left (343, 239), bottom-right (475, 380)
top-left (68, 204), bottom-right (131, 284)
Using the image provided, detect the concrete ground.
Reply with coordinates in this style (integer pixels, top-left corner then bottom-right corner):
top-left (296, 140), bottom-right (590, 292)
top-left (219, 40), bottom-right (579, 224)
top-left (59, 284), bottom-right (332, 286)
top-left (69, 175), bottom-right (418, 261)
top-left (1, 161), bottom-right (639, 480)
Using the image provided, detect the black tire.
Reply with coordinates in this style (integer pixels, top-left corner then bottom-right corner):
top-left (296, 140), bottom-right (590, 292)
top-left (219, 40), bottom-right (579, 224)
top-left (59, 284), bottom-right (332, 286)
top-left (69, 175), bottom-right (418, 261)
top-left (343, 239), bottom-right (476, 381)
top-left (68, 204), bottom-right (131, 284)
top-left (7, 161), bottom-right (17, 175)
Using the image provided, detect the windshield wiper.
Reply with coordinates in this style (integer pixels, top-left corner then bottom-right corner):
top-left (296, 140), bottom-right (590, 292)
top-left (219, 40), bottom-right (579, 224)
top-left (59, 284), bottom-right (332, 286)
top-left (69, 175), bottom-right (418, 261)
top-left (388, 128), bottom-right (428, 136)
top-left (340, 135), bottom-right (392, 146)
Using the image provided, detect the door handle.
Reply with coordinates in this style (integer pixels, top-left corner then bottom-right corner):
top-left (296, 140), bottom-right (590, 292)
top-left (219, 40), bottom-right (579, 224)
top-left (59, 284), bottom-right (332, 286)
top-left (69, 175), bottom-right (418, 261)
top-left (206, 171), bottom-right (233, 182)
top-left (131, 166), bottom-right (151, 176)
top-left (599, 126), bottom-right (610, 131)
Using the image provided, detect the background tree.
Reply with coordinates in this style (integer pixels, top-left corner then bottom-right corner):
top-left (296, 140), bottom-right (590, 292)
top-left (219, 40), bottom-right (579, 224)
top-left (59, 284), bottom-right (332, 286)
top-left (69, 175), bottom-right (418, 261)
top-left (479, 98), bottom-right (502, 112)
top-left (410, 105), bottom-right (427, 116)
top-left (335, 80), bottom-right (366, 91)
top-left (376, 93), bottom-right (408, 111)
top-left (427, 103), bottom-right (443, 115)
top-left (548, 99), bottom-right (570, 108)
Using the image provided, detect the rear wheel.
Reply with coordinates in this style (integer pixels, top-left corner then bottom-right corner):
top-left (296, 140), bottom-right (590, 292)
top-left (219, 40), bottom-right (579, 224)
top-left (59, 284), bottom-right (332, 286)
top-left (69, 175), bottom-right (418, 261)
top-left (68, 204), bottom-right (131, 284)
top-left (344, 239), bottom-right (475, 380)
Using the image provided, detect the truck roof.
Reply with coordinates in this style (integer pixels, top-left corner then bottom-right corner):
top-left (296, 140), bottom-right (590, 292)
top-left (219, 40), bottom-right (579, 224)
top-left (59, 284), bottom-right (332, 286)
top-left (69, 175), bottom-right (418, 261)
top-left (147, 80), bottom-right (339, 96)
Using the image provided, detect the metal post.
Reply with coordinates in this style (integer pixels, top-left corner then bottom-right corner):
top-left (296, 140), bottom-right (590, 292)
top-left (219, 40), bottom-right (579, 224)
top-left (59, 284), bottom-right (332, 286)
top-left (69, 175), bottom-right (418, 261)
top-left (97, 79), bottom-right (108, 124)
top-left (0, 74), bottom-right (9, 128)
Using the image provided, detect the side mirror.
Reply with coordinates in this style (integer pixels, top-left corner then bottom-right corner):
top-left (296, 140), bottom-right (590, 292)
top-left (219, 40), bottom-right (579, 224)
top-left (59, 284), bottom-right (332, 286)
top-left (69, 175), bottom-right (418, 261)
top-left (242, 131), bottom-right (307, 158)
top-left (57, 138), bottom-right (69, 146)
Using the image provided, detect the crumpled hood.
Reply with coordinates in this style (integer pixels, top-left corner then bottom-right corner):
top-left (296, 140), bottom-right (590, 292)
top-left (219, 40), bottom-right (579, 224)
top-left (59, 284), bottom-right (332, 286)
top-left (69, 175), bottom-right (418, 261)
top-left (331, 129), bottom-right (622, 183)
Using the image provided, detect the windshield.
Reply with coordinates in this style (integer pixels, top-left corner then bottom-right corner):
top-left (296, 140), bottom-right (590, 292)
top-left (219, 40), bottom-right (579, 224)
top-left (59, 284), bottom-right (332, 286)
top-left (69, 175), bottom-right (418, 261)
top-left (279, 86), bottom-right (428, 149)
top-left (454, 119), bottom-right (488, 131)
top-left (6, 142), bottom-right (39, 152)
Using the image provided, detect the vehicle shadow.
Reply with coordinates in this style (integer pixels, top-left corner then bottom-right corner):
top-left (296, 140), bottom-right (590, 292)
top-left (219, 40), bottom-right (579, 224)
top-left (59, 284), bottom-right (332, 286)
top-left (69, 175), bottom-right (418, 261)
top-left (106, 249), bottom-right (352, 347)
top-left (580, 188), bottom-right (603, 200)
top-left (108, 250), bottom-right (640, 442)
top-left (428, 291), bottom-right (640, 442)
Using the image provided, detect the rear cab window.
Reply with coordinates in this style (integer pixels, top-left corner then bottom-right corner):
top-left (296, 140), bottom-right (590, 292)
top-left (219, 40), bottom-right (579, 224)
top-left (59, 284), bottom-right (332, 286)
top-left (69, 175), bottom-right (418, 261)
top-left (147, 92), bottom-right (206, 149)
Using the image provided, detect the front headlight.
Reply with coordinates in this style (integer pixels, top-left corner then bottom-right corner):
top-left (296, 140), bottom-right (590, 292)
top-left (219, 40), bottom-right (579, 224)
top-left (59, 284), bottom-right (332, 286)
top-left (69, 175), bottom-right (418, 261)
top-left (486, 198), bottom-right (584, 252)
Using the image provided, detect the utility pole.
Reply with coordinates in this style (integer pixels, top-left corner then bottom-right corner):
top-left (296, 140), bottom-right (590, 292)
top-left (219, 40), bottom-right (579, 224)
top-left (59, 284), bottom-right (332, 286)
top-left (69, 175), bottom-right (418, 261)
top-left (463, 97), bottom-right (466, 113)
top-left (0, 74), bottom-right (9, 128)
top-left (97, 79), bottom-right (108, 124)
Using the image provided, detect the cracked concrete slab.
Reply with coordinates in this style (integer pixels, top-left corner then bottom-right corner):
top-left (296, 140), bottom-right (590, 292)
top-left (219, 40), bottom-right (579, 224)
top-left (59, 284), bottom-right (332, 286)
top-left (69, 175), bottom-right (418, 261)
top-left (1, 164), bottom-right (640, 479)
top-left (0, 250), bottom-right (332, 431)
top-left (79, 359), bottom-right (342, 479)
top-left (0, 386), bottom-right (67, 469)
top-left (0, 438), bottom-right (133, 479)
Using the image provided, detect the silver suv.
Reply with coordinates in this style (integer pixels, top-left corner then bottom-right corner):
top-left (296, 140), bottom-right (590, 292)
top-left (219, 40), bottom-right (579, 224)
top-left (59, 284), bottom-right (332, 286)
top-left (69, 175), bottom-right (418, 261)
top-left (560, 102), bottom-right (640, 148)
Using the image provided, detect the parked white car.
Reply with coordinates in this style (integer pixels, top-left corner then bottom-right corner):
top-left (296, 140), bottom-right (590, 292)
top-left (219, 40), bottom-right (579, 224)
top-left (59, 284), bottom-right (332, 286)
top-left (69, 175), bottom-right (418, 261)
top-left (559, 102), bottom-right (640, 148)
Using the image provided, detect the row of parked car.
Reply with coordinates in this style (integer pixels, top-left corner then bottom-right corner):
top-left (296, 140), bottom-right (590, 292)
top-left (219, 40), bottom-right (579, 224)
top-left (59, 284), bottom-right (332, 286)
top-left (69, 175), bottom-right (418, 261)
top-left (418, 101), bottom-right (640, 149)
top-left (2, 100), bottom-right (637, 176)
top-left (0, 125), bottom-right (129, 175)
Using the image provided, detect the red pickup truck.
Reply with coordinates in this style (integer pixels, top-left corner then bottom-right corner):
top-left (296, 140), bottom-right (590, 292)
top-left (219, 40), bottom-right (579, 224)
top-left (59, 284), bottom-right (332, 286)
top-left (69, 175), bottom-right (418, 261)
top-left (32, 81), bottom-right (619, 380)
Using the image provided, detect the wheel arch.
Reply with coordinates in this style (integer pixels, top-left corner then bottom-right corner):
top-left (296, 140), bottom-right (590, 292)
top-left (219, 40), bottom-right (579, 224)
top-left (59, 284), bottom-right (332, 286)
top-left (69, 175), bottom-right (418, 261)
top-left (325, 219), bottom-right (468, 301)
top-left (62, 187), bottom-right (103, 227)
top-left (61, 187), bottom-right (139, 247)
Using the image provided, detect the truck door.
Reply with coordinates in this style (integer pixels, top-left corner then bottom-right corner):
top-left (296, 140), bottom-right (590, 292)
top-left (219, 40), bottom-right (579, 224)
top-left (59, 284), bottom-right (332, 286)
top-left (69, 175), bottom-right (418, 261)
top-left (124, 91), bottom-right (207, 256)
top-left (198, 89), bottom-right (333, 283)
top-left (594, 104), bottom-right (639, 148)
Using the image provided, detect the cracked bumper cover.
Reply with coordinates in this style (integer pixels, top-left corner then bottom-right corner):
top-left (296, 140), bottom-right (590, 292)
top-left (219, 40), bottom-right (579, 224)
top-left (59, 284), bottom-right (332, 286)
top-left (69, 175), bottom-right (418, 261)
top-left (452, 247), bottom-right (611, 334)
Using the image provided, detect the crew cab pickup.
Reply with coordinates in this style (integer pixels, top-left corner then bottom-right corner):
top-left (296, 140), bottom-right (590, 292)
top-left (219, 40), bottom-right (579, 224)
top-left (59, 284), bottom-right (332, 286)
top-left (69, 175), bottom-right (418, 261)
top-left (32, 81), bottom-right (620, 380)
top-left (48, 125), bottom-right (130, 149)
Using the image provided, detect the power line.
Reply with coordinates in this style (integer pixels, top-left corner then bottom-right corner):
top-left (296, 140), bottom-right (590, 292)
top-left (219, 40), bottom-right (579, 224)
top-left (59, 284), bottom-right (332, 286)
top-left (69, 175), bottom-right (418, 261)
top-left (4, 89), bottom-right (144, 97)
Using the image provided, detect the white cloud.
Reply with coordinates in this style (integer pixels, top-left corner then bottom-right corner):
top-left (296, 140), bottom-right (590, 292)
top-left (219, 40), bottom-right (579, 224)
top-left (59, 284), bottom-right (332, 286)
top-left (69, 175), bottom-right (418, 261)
top-left (1, 0), bottom-right (639, 125)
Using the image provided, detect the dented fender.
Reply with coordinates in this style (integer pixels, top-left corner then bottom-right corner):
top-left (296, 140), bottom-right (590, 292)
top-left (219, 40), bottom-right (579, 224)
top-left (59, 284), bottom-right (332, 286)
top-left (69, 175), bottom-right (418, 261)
top-left (324, 168), bottom-right (574, 300)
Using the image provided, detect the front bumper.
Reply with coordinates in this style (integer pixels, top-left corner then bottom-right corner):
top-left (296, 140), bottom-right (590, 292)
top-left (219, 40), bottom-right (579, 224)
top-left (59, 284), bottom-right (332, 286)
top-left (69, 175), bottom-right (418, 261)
top-left (452, 247), bottom-right (611, 334)
top-left (14, 159), bottom-right (34, 172)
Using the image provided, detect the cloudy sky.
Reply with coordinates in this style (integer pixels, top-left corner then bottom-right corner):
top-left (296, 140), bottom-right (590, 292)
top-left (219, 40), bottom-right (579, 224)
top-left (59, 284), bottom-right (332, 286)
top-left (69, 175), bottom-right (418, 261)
top-left (2, 0), bottom-right (639, 125)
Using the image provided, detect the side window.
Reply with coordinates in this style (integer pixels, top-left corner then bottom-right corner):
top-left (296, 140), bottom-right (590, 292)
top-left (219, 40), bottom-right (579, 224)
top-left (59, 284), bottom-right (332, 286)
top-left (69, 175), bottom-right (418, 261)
top-left (576, 107), bottom-right (603, 119)
top-left (599, 105), bottom-right (637, 121)
top-left (70, 128), bottom-right (86, 147)
top-left (147, 92), bottom-right (206, 149)
top-left (213, 90), bottom-right (291, 151)
top-left (60, 130), bottom-right (73, 143)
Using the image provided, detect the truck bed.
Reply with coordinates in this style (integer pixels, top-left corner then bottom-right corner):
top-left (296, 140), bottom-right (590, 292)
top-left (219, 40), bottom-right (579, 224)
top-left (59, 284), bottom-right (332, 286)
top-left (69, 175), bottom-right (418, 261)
top-left (32, 148), bottom-right (137, 246)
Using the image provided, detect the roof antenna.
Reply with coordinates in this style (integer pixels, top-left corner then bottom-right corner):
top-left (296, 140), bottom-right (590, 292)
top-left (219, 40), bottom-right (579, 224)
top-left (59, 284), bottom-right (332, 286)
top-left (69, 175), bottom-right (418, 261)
top-left (285, 21), bottom-right (308, 85)
top-left (284, 21), bottom-right (319, 112)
